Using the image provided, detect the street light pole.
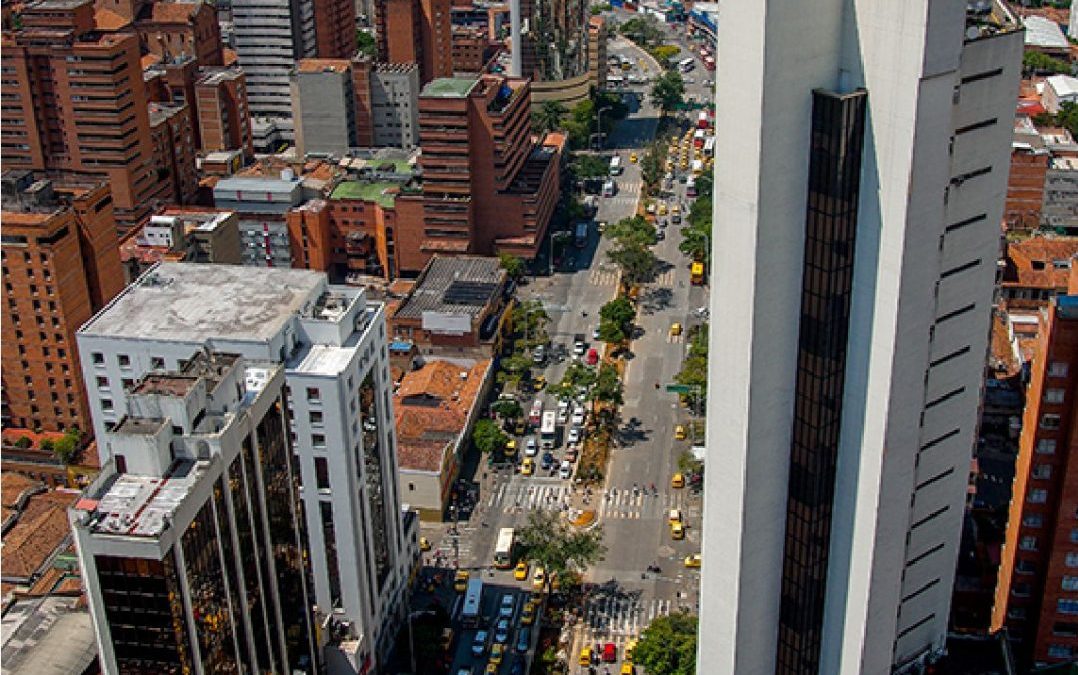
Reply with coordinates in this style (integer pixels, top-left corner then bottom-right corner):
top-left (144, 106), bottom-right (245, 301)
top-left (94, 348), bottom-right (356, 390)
top-left (594, 105), bottom-right (612, 150)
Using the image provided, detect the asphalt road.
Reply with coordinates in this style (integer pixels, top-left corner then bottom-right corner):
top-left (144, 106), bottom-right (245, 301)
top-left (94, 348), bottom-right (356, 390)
top-left (419, 22), bottom-right (714, 675)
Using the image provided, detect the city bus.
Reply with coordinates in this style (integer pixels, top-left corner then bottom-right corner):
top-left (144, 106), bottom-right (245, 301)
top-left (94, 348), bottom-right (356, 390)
top-left (540, 411), bottom-right (557, 448)
top-left (494, 527), bottom-right (515, 569)
top-left (462, 578), bottom-right (484, 625)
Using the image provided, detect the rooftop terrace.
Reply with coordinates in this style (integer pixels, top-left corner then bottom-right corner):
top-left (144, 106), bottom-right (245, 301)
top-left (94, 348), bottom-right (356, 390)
top-left (421, 77), bottom-right (478, 98)
top-left (331, 181), bottom-right (399, 208)
top-left (89, 461), bottom-right (204, 538)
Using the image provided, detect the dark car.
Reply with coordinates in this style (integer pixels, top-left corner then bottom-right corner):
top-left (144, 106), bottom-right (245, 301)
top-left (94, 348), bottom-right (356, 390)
top-left (510, 657), bottom-right (526, 675)
top-left (540, 452), bottom-right (555, 470)
top-left (515, 627), bottom-right (532, 654)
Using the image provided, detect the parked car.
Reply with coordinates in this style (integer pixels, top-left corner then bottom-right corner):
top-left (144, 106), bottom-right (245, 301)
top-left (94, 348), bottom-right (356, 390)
top-left (499, 593), bottom-right (517, 618)
top-left (525, 437), bottom-right (539, 456)
top-left (516, 627), bottom-right (532, 653)
top-left (571, 408), bottom-right (586, 427)
top-left (495, 618), bottom-right (511, 643)
top-left (541, 452), bottom-right (555, 470)
top-left (559, 460), bottom-right (573, 480)
top-left (472, 630), bottom-right (489, 656)
top-left (567, 428), bottom-right (582, 445)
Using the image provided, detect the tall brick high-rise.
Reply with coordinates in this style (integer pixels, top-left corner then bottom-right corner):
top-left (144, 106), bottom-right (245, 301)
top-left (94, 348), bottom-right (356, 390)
top-left (314, 0), bottom-right (357, 57)
top-left (1, 0), bottom-right (172, 230)
top-left (375, 0), bottom-right (452, 84)
top-left (1, 171), bottom-right (124, 434)
top-left (992, 269), bottom-right (1078, 669)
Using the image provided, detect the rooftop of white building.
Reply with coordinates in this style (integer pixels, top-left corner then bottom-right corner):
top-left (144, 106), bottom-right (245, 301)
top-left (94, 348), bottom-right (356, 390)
top-left (84, 460), bottom-right (207, 538)
top-left (1023, 15), bottom-right (1070, 49)
top-left (80, 263), bottom-right (325, 343)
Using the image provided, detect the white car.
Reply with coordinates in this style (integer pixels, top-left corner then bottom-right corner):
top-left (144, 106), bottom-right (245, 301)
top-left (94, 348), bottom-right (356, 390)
top-left (592, 326), bottom-right (601, 340)
top-left (556, 408), bottom-right (570, 424)
top-left (525, 437), bottom-right (539, 457)
top-left (573, 340), bottom-right (587, 356)
top-left (558, 460), bottom-right (573, 480)
top-left (571, 408), bottom-right (586, 427)
top-left (567, 427), bottom-right (583, 445)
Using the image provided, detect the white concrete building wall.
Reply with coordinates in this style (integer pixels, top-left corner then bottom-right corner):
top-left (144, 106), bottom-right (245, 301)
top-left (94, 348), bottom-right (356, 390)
top-left (701, 1), bottom-right (1021, 674)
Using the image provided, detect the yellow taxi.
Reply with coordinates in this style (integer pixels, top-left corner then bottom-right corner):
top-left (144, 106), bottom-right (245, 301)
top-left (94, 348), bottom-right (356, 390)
top-left (671, 203), bottom-right (681, 215)
top-left (580, 646), bottom-right (594, 666)
top-left (629, 152), bottom-right (638, 163)
top-left (454, 570), bottom-right (470, 592)
top-left (521, 601), bottom-right (537, 625)
top-left (514, 561), bottom-right (530, 580)
top-left (625, 639), bottom-right (638, 661)
top-left (657, 202), bottom-right (668, 216)
top-left (532, 566), bottom-right (546, 589)
top-left (684, 554), bottom-right (702, 569)
top-left (671, 522), bottom-right (685, 540)
top-left (533, 375), bottom-right (547, 391)
top-left (679, 159), bottom-right (689, 171)
top-left (521, 458), bottom-right (535, 476)
top-left (419, 536), bottom-right (432, 552)
top-left (674, 425), bottom-right (687, 440)
top-left (671, 472), bottom-right (685, 489)
top-left (505, 439), bottom-right (517, 456)
top-left (514, 419), bottom-right (526, 435)
top-left (670, 322), bottom-right (682, 336)
top-left (486, 664), bottom-right (499, 675)
top-left (490, 643), bottom-right (505, 665)
top-left (621, 664), bottom-right (635, 675)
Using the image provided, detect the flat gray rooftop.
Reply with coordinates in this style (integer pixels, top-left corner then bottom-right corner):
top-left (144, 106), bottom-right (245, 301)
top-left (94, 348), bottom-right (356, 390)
top-left (395, 255), bottom-right (506, 320)
top-left (80, 262), bottom-right (325, 343)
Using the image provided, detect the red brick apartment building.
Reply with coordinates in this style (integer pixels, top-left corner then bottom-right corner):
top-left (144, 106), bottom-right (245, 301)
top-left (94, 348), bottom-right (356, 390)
top-left (992, 268), bottom-right (1078, 668)
top-left (1, 171), bottom-right (124, 434)
top-left (375, 0), bottom-right (452, 84)
top-left (1, 0), bottom-right (176, 231)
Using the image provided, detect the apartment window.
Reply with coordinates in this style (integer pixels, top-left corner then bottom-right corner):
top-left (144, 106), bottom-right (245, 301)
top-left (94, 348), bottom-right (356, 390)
top-left (1020, 536), bottom-right (1039, 551)
top-left (1016, 559), bottom-right (1037, 574)
top-left (309, 410), bottom-right (323, 425)
top-left (1063, 576), bottom-right (1078, 592)
top-left (92, 352), bottom-right (104, 365)
top-left (1048, 361), bottom-right (1069, 378)
top-left (1029, 489), bottom-right (1049, 504)
top-left (1038, 439), bottom-right (1058, 454)
top-left (312, 434), bottom-right (326, 448)
top-left (1048, 645), bottom-right (1074, 659)
top-left (1071, 528), bottom-right (1078, 544)
top-left (315, 457), bottom-right (330, 490)
top-left (1068, 552), bottom-right (1078, 568)
top-left (122, 378), bottom-right (134, 390)
top-left (118, 354), bottom-right (131, 369)
top-left (95, 376), bottom-right (109, 389)
top-left (1045, 388), bottom-right (1066, 404)
top-left (1023, 514), bottom-right (1044, 528)
top-left (1042, 414), bottom-right (1062, 430)
top-left (101, 398), bottom-right (114, 412)
top-left (1008, 607), bottom-right (1027, 620)
top-left (1014, 582), bottom-right (1032, 597)
top-left (1053, 622), bottom-right (1078, 637)
top-left (306, 387), bottom-right (321, 403)
top-left (150, 356), bottom-right (165, 370)
top-left (1033, 464), bottom-right (1053, 480)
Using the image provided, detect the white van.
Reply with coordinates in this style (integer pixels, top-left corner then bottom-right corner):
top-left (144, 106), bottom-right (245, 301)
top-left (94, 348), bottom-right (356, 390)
top-left (602, 179), bottom-right (617, 197)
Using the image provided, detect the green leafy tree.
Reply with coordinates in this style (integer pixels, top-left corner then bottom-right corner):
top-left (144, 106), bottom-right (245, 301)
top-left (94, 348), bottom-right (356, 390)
top-left (693, 172), bottom-right (714, 200)
top-left (356, 30), bottom-right (377, 58)
top-left (651, 70), bottom-right (685, 112)
top-left (607, 242), bottom-right (658, 286)
top-left (606, 215), bottom-right (657, 247)
top-left (619, 16), bottom-right (664, 46)
top-left (534, 100), bottom-right (567, 134)
top-left (597, 320), bottom-right (626, 345)
top-left (501, 353), bottom-right (533, 376)
top-left (675, 324), bottom-right (708, 409)
top-left (600, 296), bottom-right (635, 332)
top-left (51, 429), bottom-right (81, 465)
top-left (571, 153), bottom-right (610, 178)
top-left (649, 44), bottom-right (680, 64)
top-left (680, 196), bottom-right (712, 263)
top-left (473, 419), bottom-right (509, 454)
top-left (511, 299), bottom-right (549, 345)
top-left (13, 436), bottom-right (32, 449)
top-left (592, 363), bottom-right (624, 406)
top-left (515, 510), bottom-right (606, 590)
top-left (1023, 50), bottom-right (1071, 75)
top-left (551, 362), bottom-right (597, 400)
top-left (633, 612), bottom-right (698, 675)
top-left (640, 139), bottom-right (666, 189)
top-left (491, 399), bottom-right (523, 420)
top-left (498, 252), bottom-right (526, 280)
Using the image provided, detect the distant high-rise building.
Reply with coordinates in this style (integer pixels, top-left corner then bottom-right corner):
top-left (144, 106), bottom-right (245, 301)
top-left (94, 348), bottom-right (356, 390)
top-left (76, 263), bottom-right (416, 671)
top-left (698, 1), bottom-right (1023, 674)
top-left (991, 272), bottom-right (1078, 669)
top-left (1, 172), bottom-right (124, 434)
top-left (71, 351), bottom-right (320, 673)
top-left (1, 0), bottom-right (175, 230)
top-left (314, 0), bottom-right (357, 58)
top-left (194, 67), bottom-right (255, 159)
top-left (375, 0), bottom-right (452, 84)
top-left (231, 0), bottom-right (317, 120)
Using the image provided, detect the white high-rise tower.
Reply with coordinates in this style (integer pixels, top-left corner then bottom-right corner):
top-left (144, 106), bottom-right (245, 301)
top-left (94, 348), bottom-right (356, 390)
top-left (698, 1), bottom-right (1022, 673)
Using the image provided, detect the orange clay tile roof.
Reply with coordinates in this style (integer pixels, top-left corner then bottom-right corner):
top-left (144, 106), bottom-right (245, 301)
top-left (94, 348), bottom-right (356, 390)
top-left (1, 490), bottom-right (77, 582)
top-left (94, 7), bottom-right (129, 30)
top-left (223, 48), bottom-right (239, 66)
top-left (1001, 237), bottom-right (1078, 291)
top-left (543, 131), bottom-right (567, 152)
top-left (394, 360), bottom-right (490, 471)
top-left (2, 472), bottom-right (43, 511)
top-left (140, 53), bottom-right (162, 70)
top-left (422, 239), bottom-right (470, 252)
top-left (296, 59), bottom-right (351, 73)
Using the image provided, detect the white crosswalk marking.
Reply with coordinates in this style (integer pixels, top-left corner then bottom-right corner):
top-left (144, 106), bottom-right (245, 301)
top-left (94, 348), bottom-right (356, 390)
top-left (598, 489), bottom-right (680, 520)
top-left (489, 482), bottom-right (572, 514)
top-left (588, 267), bottom-right (619, 286)
top-left (581, 596), bottom-right (673, 645)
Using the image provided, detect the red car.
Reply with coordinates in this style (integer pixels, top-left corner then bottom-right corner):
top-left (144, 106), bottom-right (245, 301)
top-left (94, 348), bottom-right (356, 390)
top-left (602, 642), bottom-right (617, 663)
top-left (585, 348), bottom-right (599, 366)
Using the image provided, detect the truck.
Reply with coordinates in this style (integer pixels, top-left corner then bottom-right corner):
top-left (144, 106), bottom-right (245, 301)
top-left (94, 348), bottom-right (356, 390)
top-left (575, 221), bottom-right (589, 248)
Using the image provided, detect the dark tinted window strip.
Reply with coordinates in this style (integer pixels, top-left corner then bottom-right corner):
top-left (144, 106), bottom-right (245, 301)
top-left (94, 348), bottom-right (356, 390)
top-left (925, 386), bottom-right (965, 409)
top-left (951, 166), bottom-right (992, 185)
top-left (916, 467), bottom-right (955, 491)
top-left (897, 613), bottom-right (937, 639)
top-left (911, 505), bottom-right (949, 530)
top-left (955, 118), bottom-right (997, 135)
top-left (937, 303), bottom-right (976, 323)
top-left (907, 543), bottom-right (945, 567)
top-left (940, 258), bottom-right (981, 279)
top-left (920, 429), bottom-right (960, 453)
top-left (960, 67), bottom-right (1003, 84)
top-left (930, 345), bottom-right (971, 368)
top-left (946, 213), bottom-right (986, 232)
top-left (901, 577), bottom-right (941, 604)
